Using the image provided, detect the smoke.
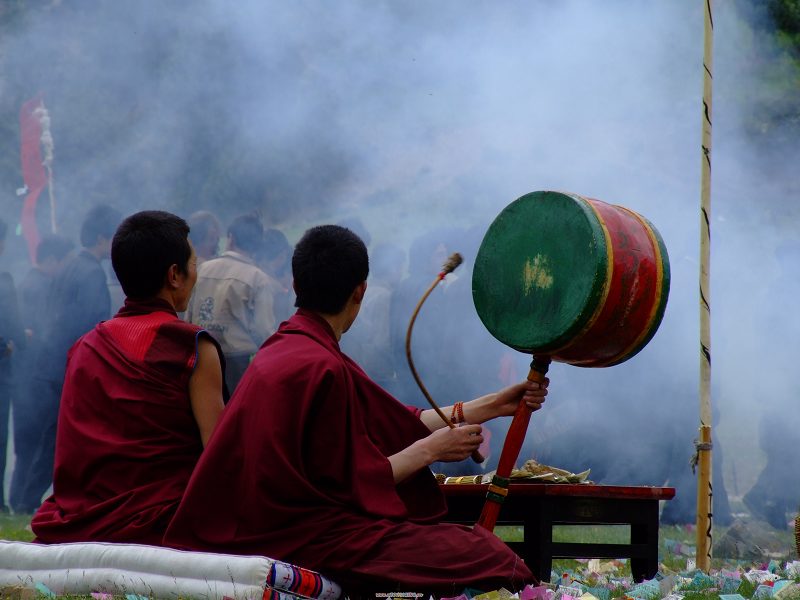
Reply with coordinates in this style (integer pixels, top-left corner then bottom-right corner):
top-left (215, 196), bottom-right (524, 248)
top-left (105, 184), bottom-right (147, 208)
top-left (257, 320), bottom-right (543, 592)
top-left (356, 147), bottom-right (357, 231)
top-left (1, 1), bottom-right (798, 522)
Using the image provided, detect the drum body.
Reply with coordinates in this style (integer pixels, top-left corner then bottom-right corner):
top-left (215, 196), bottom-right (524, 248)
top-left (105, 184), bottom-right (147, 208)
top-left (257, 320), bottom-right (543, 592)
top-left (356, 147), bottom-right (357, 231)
top-left (472, 191), bottom-right (670, 367)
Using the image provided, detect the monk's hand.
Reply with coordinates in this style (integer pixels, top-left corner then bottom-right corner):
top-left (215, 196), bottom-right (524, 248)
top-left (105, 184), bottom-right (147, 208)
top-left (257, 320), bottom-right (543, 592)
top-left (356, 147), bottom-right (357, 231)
top-left (425, 424), bottom-right (484, 463)
top-left (492, 379), bottom-right (548, 417)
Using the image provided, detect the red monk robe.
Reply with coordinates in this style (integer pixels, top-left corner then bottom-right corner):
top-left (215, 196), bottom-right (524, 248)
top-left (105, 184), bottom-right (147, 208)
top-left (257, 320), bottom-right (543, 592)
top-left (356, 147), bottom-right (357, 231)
top-left (32, 298), bottom-right (224, 545)
top-left (165, 309), bottom-right (533, 593)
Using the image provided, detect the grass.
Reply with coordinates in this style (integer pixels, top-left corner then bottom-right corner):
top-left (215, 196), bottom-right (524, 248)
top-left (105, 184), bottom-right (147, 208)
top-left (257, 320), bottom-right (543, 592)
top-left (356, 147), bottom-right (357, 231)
top-left (497, 522), bottom-right (798, 575)
top-left (0, 513), bottom-right (34, 542)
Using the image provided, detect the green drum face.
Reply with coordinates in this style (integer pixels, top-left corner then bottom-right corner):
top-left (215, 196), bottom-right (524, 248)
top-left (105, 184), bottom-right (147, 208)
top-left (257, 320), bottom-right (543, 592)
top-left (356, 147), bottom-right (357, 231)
top-left (472, 191), bottom-right (670, 366)
top-left (472, 191), bottom-right (610, 354)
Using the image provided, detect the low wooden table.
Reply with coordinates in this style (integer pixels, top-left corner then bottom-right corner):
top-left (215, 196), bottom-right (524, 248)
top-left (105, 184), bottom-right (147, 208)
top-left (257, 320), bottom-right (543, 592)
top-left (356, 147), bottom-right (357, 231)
top-left (440, 482), bottom-right (675, 583)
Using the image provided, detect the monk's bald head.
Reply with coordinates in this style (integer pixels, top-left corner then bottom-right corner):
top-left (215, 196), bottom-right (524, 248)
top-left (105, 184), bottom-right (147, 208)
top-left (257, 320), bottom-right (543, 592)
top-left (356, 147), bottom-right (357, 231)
top-left (293, 225), bottom-right (369, 315)
top-left (112, 210), bottom-right (192, 300)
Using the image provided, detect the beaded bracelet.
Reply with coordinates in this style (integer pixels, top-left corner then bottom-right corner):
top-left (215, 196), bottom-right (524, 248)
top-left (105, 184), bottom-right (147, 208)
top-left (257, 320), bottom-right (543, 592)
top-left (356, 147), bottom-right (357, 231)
top-left (449, 401), bottom-right (466, 425)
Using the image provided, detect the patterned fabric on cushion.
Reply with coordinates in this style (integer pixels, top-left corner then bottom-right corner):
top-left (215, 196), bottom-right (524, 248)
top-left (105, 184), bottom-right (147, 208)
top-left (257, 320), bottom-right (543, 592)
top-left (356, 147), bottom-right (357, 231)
top-left (267, 561), bottom-right (340, 600)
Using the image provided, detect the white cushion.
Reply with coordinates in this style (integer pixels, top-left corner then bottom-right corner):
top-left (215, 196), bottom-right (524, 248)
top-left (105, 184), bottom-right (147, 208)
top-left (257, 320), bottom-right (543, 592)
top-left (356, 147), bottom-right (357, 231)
top-left (0, 540), bottom-right (340, 600)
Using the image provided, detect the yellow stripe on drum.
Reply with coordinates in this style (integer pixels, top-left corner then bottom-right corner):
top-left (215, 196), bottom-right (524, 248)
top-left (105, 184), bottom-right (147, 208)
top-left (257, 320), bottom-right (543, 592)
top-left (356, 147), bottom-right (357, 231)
top-left (601, 206), bottom-right (667, 367)
top-left (545, 193), bottom-right (614, 358)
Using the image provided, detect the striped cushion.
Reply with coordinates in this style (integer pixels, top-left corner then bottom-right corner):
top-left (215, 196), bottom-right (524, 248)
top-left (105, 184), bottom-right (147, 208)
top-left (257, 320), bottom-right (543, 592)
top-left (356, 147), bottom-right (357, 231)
top-left (267, 561), bottom-right (340, 600)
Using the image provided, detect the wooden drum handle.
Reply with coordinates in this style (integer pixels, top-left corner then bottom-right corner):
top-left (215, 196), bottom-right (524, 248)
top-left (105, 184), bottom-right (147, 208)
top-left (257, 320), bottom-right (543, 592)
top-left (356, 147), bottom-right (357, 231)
top-left (470, 447), bottom-right (485, 465)
top-left (476, 355), bottom-right (551, 532)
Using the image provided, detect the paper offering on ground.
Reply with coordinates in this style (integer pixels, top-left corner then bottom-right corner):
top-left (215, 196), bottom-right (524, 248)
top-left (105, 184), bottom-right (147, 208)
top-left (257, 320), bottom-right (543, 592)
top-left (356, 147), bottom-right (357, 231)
top-left (555, 585), bottom-right (583, 600)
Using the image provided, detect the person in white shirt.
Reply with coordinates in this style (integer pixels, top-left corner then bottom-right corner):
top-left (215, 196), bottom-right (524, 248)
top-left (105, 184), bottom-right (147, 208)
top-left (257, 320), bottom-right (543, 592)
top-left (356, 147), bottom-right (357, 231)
top-left (186, 212), bottom-right (276, 394)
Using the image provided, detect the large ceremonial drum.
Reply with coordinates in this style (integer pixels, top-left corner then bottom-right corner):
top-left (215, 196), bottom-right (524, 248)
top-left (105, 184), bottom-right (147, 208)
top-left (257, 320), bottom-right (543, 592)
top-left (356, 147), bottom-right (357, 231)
top-left (472, 191), bottom-right (670, 367)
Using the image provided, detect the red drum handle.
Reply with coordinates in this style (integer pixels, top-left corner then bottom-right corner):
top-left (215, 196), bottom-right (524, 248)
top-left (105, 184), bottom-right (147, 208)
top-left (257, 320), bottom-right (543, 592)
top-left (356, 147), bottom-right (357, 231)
top-left (476, 355), bottom-right (550, 532)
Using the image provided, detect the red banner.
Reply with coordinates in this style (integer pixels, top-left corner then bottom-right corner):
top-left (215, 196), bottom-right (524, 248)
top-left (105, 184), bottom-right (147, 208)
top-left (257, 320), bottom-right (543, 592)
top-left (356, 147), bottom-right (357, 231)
top-left (19, 94), bottom-right (47, 261)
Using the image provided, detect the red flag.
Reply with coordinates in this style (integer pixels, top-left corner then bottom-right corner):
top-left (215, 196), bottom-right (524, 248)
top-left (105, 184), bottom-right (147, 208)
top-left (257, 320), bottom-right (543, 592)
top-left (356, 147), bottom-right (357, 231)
top-left (19, 94), bottom-right (47, 261)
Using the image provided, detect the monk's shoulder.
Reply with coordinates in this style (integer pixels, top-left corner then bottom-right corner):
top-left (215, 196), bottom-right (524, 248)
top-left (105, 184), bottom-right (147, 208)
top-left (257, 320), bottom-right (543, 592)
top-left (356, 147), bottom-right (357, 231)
top-left (252, 332), bottom-right (346, 378)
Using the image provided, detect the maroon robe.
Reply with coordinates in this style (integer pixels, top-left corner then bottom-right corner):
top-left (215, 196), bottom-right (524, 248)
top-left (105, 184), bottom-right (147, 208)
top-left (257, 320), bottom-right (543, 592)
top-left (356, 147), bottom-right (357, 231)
top-left (165, 309), bottom-right (532, 593)
top-left (32, 298), bottom-right (224, 546)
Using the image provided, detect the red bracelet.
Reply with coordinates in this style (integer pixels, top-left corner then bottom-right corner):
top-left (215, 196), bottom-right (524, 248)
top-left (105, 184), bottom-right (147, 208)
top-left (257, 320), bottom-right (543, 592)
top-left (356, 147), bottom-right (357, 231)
top-left (450, 403), bottom-right (458, 425)
top-left (457, 401), bottom-right (465, 424)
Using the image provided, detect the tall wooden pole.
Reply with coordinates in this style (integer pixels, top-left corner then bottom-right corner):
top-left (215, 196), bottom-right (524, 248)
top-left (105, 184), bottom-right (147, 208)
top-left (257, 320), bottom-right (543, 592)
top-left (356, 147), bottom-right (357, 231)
top-left (696, 0), bottom-right (714, 572)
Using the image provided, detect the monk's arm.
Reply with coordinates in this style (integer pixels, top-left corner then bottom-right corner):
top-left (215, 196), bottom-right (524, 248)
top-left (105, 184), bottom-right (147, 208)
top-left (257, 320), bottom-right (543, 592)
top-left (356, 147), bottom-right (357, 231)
top-left (188, 337), bottom-right (225, 446)
top-left (418, 380), bottom-right (548, 431)
top-left (387, 425), bottom-right (483, 483)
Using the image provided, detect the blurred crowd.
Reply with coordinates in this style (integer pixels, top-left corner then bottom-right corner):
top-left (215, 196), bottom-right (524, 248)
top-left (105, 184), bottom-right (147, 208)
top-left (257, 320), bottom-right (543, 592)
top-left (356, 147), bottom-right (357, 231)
top-left (0, 205), bottom-right (796, 531)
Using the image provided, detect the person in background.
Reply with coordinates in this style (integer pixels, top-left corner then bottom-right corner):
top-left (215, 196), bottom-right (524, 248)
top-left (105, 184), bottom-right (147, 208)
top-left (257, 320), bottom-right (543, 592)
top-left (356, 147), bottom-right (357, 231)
top-left (0, 218), bottom-right (25, 513)
top-left (340, 242), bottom-right (405, 397)
top-left (188, 210), bottom-right (222, 266)
top-left (257, 227), bottom-right (293, 324)
top-left (10, 234), bottom-right (74, 513)
top-left (31, 210), bottom-right (225, 544)
top-left (426, 225), bottom-right (511, 474)
top-left (336, 216), bottom-right (371, 249)
top-left (166, 225), bottom-right (548, 595)
top-left (186, 212), bottom-right (275, 394)
top-left (23, 204), bottom-right (122, 511)
top-left (743, 238), bottom-right (800, 529)
top-left (390, 228), bottom-right (461, 410)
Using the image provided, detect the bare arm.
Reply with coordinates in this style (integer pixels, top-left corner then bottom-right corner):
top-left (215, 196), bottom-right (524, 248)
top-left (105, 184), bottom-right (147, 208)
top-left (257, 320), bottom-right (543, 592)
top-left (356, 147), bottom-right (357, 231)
top-left (189, 336), bottom-right (225, 446)
top-left (418, 379), bottom-right (549, 432)
top-left (387, 424), bottom-right (484, 483)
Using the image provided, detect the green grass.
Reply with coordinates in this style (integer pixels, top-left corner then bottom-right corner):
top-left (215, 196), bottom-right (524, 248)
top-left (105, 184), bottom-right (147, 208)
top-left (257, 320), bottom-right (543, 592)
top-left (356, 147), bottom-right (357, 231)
top-left (0, 513), bottom-right (34, 542)
top-left (4, 517), bottom-right (797, 564)
top-left (495, 522), bottom-right (798, 575)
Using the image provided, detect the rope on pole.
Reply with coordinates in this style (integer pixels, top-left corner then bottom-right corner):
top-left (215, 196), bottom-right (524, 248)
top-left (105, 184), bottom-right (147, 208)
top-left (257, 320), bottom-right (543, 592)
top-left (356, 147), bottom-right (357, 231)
top-left (696, 0), bottom-right (714, 573)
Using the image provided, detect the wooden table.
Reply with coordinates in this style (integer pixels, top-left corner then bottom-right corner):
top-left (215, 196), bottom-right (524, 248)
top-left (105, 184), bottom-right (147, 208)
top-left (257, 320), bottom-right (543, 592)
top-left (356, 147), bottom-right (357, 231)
top-left (440, 482), bottom-right (675, 583)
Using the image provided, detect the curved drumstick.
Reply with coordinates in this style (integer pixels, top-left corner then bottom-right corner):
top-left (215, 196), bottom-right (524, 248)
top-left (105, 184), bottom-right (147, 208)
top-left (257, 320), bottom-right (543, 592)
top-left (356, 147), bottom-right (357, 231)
top-left (405, 252), bottom-right (484, 464)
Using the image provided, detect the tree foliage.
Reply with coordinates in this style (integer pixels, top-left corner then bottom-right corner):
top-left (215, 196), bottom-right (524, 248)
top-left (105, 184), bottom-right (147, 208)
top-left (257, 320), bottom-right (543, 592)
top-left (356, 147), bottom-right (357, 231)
top-left (770, 0), bottom-right (800, 56)
top-left (730, 0), bottom-right (800, 144)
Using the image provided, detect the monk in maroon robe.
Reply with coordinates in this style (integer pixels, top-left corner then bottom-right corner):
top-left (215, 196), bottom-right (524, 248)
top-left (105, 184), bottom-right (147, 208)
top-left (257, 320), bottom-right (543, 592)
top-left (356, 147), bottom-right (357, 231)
top-left (32, 211), bottom-right (225, 545)
top-left (165, 224), bottom-right (548, 594)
